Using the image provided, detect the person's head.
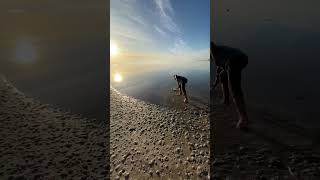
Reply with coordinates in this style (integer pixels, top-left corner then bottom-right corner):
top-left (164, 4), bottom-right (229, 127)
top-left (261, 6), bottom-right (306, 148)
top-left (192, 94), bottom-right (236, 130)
top-left (173, 74), bottom-right (177, 80)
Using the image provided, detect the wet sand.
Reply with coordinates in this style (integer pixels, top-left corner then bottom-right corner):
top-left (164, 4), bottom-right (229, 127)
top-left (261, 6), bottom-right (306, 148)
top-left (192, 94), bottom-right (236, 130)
top-left (110, 88), bottom-right (209, 179)
top-left (211, 85), bottom-right (320, 179)
top-left (0, 76), bottom-right (107, 179)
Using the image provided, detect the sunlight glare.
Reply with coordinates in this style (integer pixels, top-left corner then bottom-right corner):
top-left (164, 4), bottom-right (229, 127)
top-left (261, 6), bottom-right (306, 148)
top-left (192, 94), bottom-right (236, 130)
top-left (110, 41), bottom-right (119, 57)
top-left (114, 73), bottom-right (123, 82)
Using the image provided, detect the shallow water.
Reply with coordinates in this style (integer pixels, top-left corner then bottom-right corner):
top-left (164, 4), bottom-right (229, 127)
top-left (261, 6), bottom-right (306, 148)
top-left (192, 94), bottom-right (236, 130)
top-left (212, 0), bottom-right (320, 131)
top-left (111, 60), bottom-right (210, 109)
top-left (0, 2), bottom-right (108, 121)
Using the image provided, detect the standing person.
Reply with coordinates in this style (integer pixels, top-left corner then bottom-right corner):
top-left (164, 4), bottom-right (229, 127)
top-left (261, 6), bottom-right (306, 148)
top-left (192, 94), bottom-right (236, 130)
top-left (211, 41), bottom-right (249, 129)
top-left (173, 74), bottom-right (189, 103)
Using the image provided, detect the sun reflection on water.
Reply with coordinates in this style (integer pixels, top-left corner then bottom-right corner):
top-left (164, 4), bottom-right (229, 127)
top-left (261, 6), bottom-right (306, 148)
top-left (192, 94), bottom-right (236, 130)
top-left (15, 39), bottom-right (37, 64)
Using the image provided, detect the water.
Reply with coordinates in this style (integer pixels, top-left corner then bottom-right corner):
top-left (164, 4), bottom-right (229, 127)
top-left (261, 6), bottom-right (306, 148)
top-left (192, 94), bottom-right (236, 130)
top-left (0, 1), bottom-right (108, 121)
top-left (212, 0), bottom-right (320, 132)
top-left (111, 60), bottom-right (210, 110)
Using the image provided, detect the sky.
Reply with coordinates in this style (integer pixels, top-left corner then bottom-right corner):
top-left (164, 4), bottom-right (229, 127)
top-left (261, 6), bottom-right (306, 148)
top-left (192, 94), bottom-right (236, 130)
top-left (110, 0), bottom-right (210, 63)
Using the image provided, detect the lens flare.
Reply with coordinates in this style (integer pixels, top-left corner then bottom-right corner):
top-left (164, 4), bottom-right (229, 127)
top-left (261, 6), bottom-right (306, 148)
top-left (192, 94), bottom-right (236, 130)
top-left (114, 73), bottom-right (123, 82)
top-left (110, 41), bottom-right (119, 57)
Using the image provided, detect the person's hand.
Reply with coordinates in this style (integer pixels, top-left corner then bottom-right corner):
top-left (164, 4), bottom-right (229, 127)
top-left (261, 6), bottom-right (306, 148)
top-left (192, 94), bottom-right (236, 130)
top-left (184, 98), bottom-right (188, 103)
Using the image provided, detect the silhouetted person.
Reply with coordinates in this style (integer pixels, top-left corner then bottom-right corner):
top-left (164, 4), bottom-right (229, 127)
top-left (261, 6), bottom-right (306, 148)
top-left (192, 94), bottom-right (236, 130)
top-left (173, 74), bottom-right (188, 103)
top-left (211, 41), bottom-right (249, 129)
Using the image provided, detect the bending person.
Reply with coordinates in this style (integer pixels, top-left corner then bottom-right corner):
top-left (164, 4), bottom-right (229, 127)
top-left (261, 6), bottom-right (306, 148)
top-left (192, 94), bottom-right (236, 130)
top-left (173, 74), bottom-right (189, 103)
top-left (211, 41), bottom-right (249, 129)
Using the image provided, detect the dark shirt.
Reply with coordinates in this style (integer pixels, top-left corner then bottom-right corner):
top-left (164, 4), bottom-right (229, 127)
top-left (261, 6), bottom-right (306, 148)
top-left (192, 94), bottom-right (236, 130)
top-left (211, 45), bottom-right (246, 68)
top-left (176, 75), bottom-right (188, 84)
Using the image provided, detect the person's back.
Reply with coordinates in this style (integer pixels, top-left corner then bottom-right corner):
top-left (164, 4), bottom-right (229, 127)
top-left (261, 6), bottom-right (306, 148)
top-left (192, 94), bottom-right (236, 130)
top-left (212, 44), bottom-right (248, 68)
top-left (175, 75), bottom-right (188, 84)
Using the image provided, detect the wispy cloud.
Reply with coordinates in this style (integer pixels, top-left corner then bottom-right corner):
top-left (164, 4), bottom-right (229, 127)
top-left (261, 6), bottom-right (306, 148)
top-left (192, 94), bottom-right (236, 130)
top-left (111, 0), bottom-right (209, 62)
top-left (154, 25), bottom-right (168, 38)
top-left (170, 38), bottom-right (188, 54)
top-left (153, 0), bottom-right (202, 56)
top-left (111, 18), bottom-right (151, 43)
top-left (128, 15), bottom-right (147, 27)
top-left (154, 0), bottom-right (180, 34)
top-left (111, 0), bottom-right (151, 46)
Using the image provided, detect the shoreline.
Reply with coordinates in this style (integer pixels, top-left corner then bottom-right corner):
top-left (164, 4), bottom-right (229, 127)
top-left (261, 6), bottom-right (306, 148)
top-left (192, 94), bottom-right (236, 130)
top-left (110, 88), bottom-right (210, 179)
top-left (1, 74), bottom-right (319, 179)
top-left (111, 85), bottom-right (209, 114)
top-left (0, 76), bottom-right (107, 179)
top-left (211, 85), bottom-right (320, 179)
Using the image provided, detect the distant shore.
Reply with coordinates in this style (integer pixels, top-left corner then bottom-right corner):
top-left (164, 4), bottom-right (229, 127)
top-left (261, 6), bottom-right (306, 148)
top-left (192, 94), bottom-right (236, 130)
top-left (0, 76), bottom-right (107, 179)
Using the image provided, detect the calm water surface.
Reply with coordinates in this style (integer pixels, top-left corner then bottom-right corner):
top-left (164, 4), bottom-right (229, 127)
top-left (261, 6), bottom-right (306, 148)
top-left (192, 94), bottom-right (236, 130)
top-left (0, 1), bottom-right (108, 121)
top-left (111, 61), bottom-right (210, 109)
top-left (213, 0), bottom-right (320, 130)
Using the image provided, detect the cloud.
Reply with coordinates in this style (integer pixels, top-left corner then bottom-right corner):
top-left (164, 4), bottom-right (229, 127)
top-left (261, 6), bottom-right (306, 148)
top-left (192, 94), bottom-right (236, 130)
top-left (129, 15), bottom-right (147, 27)
top-left (154, 25), bottom-right (168, 37)
top-left (169, 38), bottom-right (189, 55)
top-left (153, 0), bottom-right (199, 57)
top-left (153, 0), bottom-right (180, 34)
top-left (111, 0), bottom-right (208, 61)
top-left (111, 17), bottom-right (151, 43)
top-left (111, 0), bottom-right (152, 45)
top-left (154, 0), bottom-right (174, 15)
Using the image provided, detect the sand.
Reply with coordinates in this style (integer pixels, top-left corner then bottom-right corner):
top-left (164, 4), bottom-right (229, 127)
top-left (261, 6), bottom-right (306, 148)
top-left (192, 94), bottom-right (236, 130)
top-left (211, 86), bottom-right (320, 179)
top-left (110, 88), bottom-right (210, 179)
top-left (2, 71), bottom-right (319, 179)
top-left (111, 84), bottom-right (320, 179)
top-left (0, 76), bottom-right (108, 179)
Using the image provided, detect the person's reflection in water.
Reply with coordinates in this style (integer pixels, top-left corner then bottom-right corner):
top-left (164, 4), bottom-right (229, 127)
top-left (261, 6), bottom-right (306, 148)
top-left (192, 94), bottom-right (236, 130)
top-left (211, 41), bottom-right (249, 129)
top-left (173, 75), bottom-right (189, 103)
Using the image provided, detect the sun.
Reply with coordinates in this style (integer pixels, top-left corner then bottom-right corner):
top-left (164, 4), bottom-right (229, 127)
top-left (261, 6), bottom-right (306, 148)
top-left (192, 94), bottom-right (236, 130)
top-left (110, 41), bottom-right (119, 57)
top-left (113, 73), bottom-right (123, 82)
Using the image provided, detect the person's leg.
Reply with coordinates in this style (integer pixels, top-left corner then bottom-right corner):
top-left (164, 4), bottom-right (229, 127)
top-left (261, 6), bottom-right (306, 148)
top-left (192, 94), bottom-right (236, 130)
top-left (228, 67), bottom-right (249, 128)
top-left (181, 83), bottom-right (188, 103)
top-left (220, 71), bottom-right (230, 105)
top-left (178, 83), bottom-right (182, 95)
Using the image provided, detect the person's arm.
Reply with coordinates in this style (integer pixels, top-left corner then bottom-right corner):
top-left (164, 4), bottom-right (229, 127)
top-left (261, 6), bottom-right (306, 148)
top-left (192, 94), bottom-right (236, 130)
top-left (172, 78), bottom-right (180, 92)
top-left (212, 67), bottom-right (223, 89)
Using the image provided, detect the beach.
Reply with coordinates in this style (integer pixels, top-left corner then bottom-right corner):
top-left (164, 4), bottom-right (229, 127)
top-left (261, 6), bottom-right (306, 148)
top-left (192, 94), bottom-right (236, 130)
top-left (0, 76), bottom-right (108, 179)
top-left (1, 73), bottom-right (319, 179)
top-left (211, 79), bottom-right (320, 179)
top-left (110, 88), bottom-right (210, 179)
